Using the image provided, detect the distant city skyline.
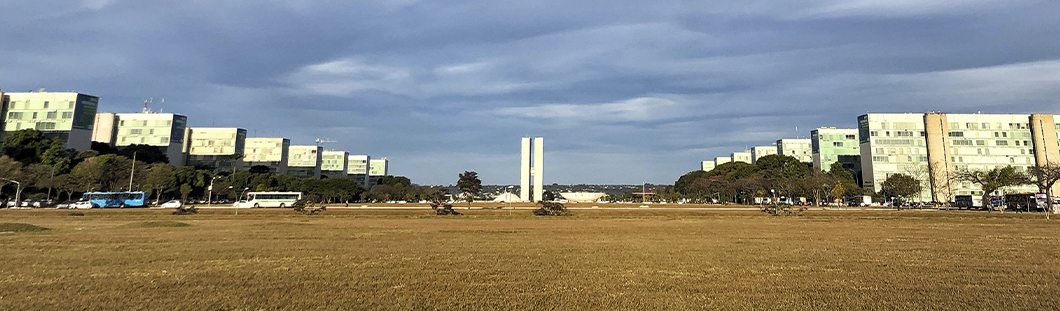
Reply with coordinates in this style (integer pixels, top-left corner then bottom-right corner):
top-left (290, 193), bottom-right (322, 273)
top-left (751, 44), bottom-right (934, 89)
top-left (2, 1), bottom-right (1058, 185)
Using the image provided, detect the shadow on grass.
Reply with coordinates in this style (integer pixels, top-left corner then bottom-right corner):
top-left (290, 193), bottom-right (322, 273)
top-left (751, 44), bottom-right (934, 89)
top-left (121, 221), bottom-right (192, 228)
top-left (0, 223), bottom-right (50, 232)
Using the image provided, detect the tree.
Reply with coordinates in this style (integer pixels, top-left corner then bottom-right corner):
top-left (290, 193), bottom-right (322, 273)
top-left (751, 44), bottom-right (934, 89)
top-left (3, 129), bottom-right (62, 164)
top-left (0, 156), bottom-right (22, 181)
top-left (828, 162), bottom-right (855, 185)
top-left (542, 190), bottom-right (556, 202)
top-left (52, 174), bottom-right (77, 202)
top-left (378, 176), bottom-right (412, 188)
top-left (955, 166), bottom-right (1022, 212)
top-left (117, 144), bottom-right (170, 165)
top-left (248, 165), bottom-right (271, 174)
top-left (881, 174), bottom-right (922, 209)
top-left (143, 163), bottom-right (177, 204)
top-left (179, 183), bottom-right (193, 203)
top-left (757, 155), bottom-right (810, 180)
top-left (457, 171), bottom-right (482, 206)
top-left (1023, 163), bottom-right (1060, 217)
top-left (903, 164), bottom-right (931, 205)
top-left (802, 171), bottom-right (837, 207)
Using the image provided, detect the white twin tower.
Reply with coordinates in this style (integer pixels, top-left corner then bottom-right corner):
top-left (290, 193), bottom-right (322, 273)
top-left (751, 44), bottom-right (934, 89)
top-left (520, 137), bottom-right (544, 202)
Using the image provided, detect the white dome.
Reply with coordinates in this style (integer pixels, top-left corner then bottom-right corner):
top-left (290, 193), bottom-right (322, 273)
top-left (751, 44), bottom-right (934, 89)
top-left (559, 192), bottom-right (606, 202)
top-left (493, 192), bottom-right (522, 202)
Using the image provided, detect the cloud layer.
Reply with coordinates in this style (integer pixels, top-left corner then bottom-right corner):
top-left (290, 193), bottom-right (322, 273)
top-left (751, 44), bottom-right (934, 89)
top-left (2, 1), bottom-right (1058, 184)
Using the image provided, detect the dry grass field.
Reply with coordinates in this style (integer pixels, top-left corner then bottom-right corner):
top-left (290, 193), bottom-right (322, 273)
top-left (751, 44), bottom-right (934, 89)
top-left (1, 208), bottom-right (1058, 310)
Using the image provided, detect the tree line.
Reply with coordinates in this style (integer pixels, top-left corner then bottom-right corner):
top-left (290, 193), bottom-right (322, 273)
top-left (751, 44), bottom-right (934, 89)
top-left (0, 129), bottom-right (433, 205)
top-left (673, 153), bottom-right (1060, 213)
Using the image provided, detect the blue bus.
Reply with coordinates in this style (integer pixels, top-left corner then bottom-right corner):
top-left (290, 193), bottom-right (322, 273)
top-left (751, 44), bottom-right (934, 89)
top-left (81, 192), bottom-right (148, 208)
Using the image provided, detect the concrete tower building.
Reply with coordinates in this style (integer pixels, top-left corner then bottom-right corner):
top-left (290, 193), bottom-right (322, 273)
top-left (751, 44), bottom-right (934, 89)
top-left (520, 137), bottom-right (544, 202)
top-left (5, 91), bottom-right (99, 151)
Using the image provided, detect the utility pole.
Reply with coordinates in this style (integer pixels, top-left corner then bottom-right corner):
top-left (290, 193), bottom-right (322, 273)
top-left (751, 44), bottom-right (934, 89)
top-left (128, 152), bottom-right (137, 191)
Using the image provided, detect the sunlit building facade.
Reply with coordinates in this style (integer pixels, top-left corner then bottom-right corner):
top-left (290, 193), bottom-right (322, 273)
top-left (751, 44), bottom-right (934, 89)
top-left (4, 91), bottom-right (98, 151)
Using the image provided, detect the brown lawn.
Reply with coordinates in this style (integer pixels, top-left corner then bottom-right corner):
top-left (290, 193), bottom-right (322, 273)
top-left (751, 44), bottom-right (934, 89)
top-left (0, 208), bottom-right (1057, 310)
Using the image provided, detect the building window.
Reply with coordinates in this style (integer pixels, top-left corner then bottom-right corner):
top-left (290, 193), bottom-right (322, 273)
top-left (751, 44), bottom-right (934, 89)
top-left (120, 120), bottom-right (125, 126)
top-left (976, 140), bottom-right (985, 146)
top-left (68, 102), bottom-right (74, 109)
top-left (130, 129), bottom-right (142, 135)
top-left (31, 112), bottom-right (37, 119)
top-left (833, 142), bottom-right (843, 147)
top-left (1002, 132), bottom-right (1007, 138)
top-left (61, 112), bottom-right (72, 118)
top-left (43, 101), bottom-right (49, 109)
top-left (149, 129), bottom-right (155, 135)
top-left (948, 131), bottom-right (964, 137)
top-left (845, 134), bottom-right (856, 140)
top-left (46, 111), bottom-right (57, 119)
top-left (35, 122), bottom-right (55, 130)
top-left (996, 140), bottom-right (1008, 146)
top-left (7, 112), bottom-right (21, 119)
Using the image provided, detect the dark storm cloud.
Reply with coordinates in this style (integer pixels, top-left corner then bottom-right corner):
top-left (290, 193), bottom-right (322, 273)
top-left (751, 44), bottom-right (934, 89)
top-left (2, 0), bottom-right (1059, 184)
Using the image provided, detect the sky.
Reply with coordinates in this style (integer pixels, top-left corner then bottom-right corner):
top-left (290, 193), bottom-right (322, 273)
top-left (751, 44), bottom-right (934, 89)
top-left (2, 0), bottom-right (1060, 185)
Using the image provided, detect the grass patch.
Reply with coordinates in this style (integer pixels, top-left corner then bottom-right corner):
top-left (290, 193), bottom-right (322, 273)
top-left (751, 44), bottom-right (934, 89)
top-left (0, 209), bottom-right (1058, 310)
top-left (0, 223), bottom-right (49, 232)
top-left (122, 221), bottom-right (191, 228)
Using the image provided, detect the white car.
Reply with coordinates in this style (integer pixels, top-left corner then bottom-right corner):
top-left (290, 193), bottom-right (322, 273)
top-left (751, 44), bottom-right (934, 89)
top-left (161, 200), bottom-right (183, 208)
top-left (71, 201), bottom-right (94, 209)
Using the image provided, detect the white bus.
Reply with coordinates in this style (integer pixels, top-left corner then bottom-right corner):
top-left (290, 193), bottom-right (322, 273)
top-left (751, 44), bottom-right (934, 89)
top-left (234, 192), bottom-right (303, 208)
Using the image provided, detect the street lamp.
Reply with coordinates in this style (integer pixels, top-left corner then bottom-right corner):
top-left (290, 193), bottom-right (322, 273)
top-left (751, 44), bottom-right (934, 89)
top-left (207, 176), bottom-right (223, 207)
top-left (1, 179), bottom-right (23, 209)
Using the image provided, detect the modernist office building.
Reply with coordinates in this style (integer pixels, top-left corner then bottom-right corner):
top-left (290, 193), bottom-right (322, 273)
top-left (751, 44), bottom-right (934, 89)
top-left (347, 154), bottom-right (370, 186)
top-left (288, 145), bottom-right (323, 178)
top-left (184, 127), bottom-right (247, 173)
top-left (858, 113), bottom-right (1057, 202)
top-left (3, 91), bottom-right (98, 151)
top-left (321, 150), bottom-right (349, 178)
top-left (242, 137), bottom-right (290, 175)
top-left (92, 111), bottom-right (188, 166)
top-left (750, 146), bottom-right (777, 163)
top-left (714, 156), bottom-right (731, 167)
top-left (777, 138), bottom-right (813, 163)
top-left (811, 127), bottom-right (861, 173)
top-left (731, 151), bottom-right (752, 164)
top-left (368, 158), bottom-right (389, 186)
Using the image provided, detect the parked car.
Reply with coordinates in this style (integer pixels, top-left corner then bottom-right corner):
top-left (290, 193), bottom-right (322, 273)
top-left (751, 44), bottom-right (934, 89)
top-left (55, 201), bottom-right (75, 209)
top-left (70, 201), bottom-right (94, 209)
top-left (161, 200), bottom-right (183, 208)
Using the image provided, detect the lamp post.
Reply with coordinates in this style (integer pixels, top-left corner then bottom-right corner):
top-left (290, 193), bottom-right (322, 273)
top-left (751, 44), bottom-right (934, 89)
top-left (207, 176), bottom-right (222, 207)
top-left (2, 179), bottom-right (22, 209)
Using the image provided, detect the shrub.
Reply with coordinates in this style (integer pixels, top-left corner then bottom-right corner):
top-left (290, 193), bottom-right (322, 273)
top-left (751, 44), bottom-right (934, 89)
top-left (533, 201), bottom-right (570, 216)
top-left (293, 194), bottom-right (327, 215)
top-left (171, 206), bottom-right (198, 215)
top-left (430, 199), bottom-right (460, 214)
